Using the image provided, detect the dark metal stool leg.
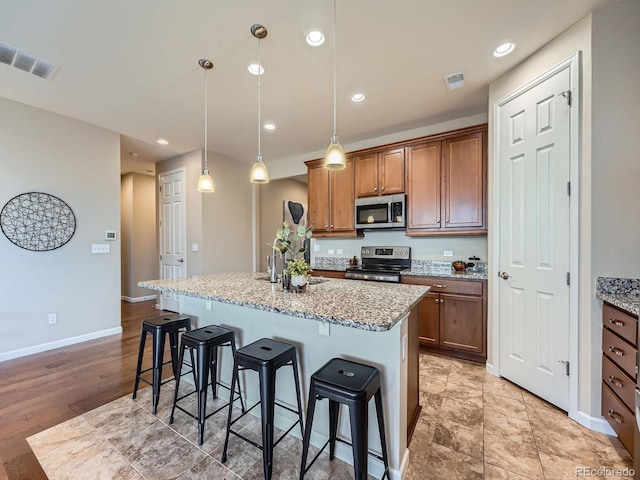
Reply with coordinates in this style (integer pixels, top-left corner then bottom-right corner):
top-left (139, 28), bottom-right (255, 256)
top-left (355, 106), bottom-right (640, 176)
top-left (132, 330), bottom-right (147, 399)
top-left (210, 346), bottom-right (218, 399)
top-left (230, 339), bottom-right (246, 413)
top-left (195, 342), bottom-right (211, 445)
top-left (349, 400), bottom-right (369, 480)
top-left (291, 356), bottom-right (305, 437)
top-left (169, 342), bottom-right (187, 424)
top-left (221, 358), bottom-right (239, 464)
top-left (299, 382), bottom-right (318, 480)
top-left (168, 330), bottom-right (180, 378)
top-left (259, 367), bottom-right (277, 480)
top-left (374, 389), bottom-right (390, 479)
top-left (151, 329), bottom-right (166, 414)
top-left (328, 399), bottom-right (340, 460)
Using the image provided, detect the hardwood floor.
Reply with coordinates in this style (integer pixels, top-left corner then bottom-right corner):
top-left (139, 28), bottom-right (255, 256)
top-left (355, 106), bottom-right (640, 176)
top-left (0, 300), bottom-right (168, 479)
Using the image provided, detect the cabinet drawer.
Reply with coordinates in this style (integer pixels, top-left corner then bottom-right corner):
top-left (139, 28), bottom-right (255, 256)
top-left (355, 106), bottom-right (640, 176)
top-left (602, 383), bottom-right (634, 454)
top-left (602, 328), bottom-right (637, 379)
top-left (402, 276), bottom-right (483, 296)
top-left (602, 355), bottom-right (635, 411)
top-left (603, 303), bottom-right (638, 346)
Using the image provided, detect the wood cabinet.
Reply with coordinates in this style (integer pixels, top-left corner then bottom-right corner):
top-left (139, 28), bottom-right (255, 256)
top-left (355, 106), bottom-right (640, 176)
top-left (402, 276), bottom-right (487, 363)
top-left (306, 157), bottom-right (356, 238)
top-left (601, 302), bottom-right (638, 454)
top-left (310, 269), bottom-right (345, 279)
top-left (354, 148), bottom-right (405, 198)
top-left (406, 126), bottom-right (487, 235)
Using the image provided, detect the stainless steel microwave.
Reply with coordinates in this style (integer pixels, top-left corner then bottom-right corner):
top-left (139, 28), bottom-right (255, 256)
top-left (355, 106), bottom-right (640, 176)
top-left (354, 194), bottom-right (406, 229)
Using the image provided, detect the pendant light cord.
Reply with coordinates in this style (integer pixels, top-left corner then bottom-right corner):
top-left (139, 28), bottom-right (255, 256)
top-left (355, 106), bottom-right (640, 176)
top-left (204, 66), bottom-right (208, 172)
top-left (258, 37), bottom-right (262, 159)
top-left (332, 0), bottom-right (337, 137)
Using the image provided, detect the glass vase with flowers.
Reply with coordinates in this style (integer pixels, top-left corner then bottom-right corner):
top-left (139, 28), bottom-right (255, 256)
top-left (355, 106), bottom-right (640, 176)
top-left (272, 221), bottom-right (313, 288)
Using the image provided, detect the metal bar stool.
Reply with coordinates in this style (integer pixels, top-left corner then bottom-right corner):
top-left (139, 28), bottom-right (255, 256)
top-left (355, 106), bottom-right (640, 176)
top-left (169, 325), bottom-right (246, 445)
top-left (132, 313), bottom-right (192, 414)
top-left (221, 338), bottom-right (305, 480)
top-left (299, 358), bottom-right (390, 480)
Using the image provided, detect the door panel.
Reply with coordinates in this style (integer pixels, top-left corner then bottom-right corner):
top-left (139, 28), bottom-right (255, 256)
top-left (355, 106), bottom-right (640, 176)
top-left (406, 142), bottom-right (440, 229)
top-left (380, 148), bottom-right (405, 195)
top-left (439, 293), bottom-right (483, 354)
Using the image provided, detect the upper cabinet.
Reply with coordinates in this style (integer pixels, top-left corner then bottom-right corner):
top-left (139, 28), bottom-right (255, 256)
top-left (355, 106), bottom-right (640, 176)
top-left (354, 148), bottom-right (405, 198)
top-left (306, 157), bottom-right (357, 238)
top-left (406, 126), bottom-right (487, 235)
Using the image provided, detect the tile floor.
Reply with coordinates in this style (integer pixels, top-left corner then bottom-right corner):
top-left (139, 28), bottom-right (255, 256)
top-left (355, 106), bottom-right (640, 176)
top-left (27, 352), bottom-right (634, 479)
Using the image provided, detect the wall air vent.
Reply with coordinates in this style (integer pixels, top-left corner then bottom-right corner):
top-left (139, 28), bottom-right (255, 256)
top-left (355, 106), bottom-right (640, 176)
top-left (0, 42), bottom-right (59, 80)
top-left (444, 71), bottom-right (465, 91)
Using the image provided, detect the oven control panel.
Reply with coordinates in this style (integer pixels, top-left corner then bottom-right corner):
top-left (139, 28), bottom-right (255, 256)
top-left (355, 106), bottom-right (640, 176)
top-left (361, 246), bottom-right (410, 260)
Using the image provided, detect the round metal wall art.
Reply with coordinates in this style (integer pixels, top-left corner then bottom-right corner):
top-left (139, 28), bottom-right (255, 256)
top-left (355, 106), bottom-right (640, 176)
top-left (0, 192), bottom-right (76, 252)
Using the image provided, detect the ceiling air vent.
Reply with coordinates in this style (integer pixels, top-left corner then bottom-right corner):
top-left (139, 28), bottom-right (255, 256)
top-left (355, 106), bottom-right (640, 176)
top-left (444, 72), bottom-right (465, 91)
top-left (0, 42), bottom-right (59, 80)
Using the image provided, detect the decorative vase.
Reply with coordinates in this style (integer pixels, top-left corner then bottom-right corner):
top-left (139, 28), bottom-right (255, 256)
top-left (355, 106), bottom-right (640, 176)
top-left (291, 275), bottom-right (308, 288)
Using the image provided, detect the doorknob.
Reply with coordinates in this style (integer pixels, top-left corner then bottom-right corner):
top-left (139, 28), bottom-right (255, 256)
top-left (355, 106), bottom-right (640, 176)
top-left (499, 271), bottom-right (510, 280)
top-left (177, 258), bottom-right (184, 263)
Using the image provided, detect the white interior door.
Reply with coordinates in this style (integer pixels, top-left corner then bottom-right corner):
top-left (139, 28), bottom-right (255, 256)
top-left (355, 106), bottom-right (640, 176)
top-left (159, 169), bottom-right (186, 312)
top-left (497, 66), bottom-right (572, 411)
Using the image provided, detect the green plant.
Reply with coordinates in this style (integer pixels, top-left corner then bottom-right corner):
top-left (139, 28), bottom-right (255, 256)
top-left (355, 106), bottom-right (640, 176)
top-left (272, 221), bottom-right (313, 261)
top-left (285, 257), bottom-right (313, 277)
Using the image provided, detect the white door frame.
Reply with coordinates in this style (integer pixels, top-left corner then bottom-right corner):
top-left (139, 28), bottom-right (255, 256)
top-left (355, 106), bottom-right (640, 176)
top-left (158, 167), bottom-right (187, 311)
top-left (490, 52), bottom-right (581, 420)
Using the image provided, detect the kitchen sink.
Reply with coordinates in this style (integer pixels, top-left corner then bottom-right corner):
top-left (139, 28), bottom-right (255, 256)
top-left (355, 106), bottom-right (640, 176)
top-left (255, 275), bottom-right (328, 285)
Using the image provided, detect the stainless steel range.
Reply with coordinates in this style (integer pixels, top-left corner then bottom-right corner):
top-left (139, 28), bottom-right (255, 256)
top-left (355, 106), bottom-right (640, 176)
top-left (344, 246), bottom-right (411, 283)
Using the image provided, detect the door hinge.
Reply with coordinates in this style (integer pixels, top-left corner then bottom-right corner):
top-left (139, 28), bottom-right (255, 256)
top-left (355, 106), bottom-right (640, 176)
top-left (559, 360), bottom-right (570, 376)
top-left (567, 181), bottom-right (571, 196)
top-left (559, 90), bottom-right (572, 106)
top-left (159, 220), bottom-right (162, 227)
top-left (160, 255), bottom-right (163, 260)
top-left (159, 185), bottom-right (162, 192)
top-left (566, 272), bottom-right (570, 286)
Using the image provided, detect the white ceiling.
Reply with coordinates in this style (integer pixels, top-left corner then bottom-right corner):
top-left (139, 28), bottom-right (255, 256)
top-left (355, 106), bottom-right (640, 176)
top-left (0, 0), bottom-right (617, 176)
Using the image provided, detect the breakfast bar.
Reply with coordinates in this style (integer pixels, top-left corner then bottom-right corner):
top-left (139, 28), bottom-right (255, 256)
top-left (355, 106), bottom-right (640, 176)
top-left (139, 272), bottom-right (428, 479)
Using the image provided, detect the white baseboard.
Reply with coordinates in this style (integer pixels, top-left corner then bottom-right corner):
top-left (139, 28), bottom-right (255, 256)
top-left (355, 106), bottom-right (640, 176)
top-left (572, 410), bottom-right (616, 436)
top-left (121, 295), bottom-right (157, 303)
top-left (0, 327), bottom-right (123, 363)
top-left (485, 361), bottom-right (500, 377)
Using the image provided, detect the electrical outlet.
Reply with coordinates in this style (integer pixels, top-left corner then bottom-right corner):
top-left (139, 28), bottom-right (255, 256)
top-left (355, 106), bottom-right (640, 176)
top-left (336, 249), bottom-right (343, 254)
top-left (48, 313), bottom-right (57, 325)
top-left (443, 250), bottom-right (453, 257)
top-left (319, 322), bottom-right (330, 336)
top-left (91, 244), bottom-right (110, 254)
top-left (313, 243), bottom-right (320, 252)
top-left (205, 300), bottom-right (212, 310)
top-left (328, 249), bottom-right (335, 254)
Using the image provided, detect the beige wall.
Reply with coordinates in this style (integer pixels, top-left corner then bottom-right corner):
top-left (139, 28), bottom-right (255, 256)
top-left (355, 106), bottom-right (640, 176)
top-left (121, 173), bottom-right (157, 300)
top-left (257, 179), bottom-right (308, 273)
top-left (0, 97), bottom-right (121, 359)
top-left (488, 0), bottom-right (640, 422)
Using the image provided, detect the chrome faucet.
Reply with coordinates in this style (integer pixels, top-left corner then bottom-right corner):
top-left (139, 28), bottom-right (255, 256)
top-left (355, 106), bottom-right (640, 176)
top-left (267, 248), bottom-right (278, 283)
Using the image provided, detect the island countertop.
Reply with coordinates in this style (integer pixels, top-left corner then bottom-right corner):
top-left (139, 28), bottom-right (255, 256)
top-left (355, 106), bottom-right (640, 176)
top-left (139, 272), bottom-right (429, 332)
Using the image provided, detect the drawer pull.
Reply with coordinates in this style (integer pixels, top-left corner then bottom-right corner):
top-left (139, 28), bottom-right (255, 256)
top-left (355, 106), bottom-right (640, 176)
top-left (433, 284), bottom-right (446, 288)
top-left (608, 375), bottom-right (624, 388)
top-left (609, 346), bottom-right (624, 357)
top-left (609, 318), bottom-right (625, 327)
top-left (607, 410), bottom-right (624, 425)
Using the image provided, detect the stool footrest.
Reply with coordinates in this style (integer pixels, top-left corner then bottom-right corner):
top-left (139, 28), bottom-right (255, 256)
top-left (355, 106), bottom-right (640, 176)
top-left (228, 416), bottom-right (300, 452)
top-left (302, 437), bottom-right (388, 479)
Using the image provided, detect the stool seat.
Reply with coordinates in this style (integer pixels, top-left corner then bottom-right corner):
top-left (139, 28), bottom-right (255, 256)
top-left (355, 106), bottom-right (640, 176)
top-left (222, 337), bottom-right (305, 480)
top-left (300, 358), bottom-right (390, 480)
top-left (132, 313), bottom-right (192, 414)
top-left (170, 325), bottom-right (244, 445)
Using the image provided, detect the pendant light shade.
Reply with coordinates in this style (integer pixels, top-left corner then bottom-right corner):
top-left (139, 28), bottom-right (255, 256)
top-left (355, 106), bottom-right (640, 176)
top-left (324, 0), bottom-right (346, 171)
top-left (197, 58), bottom-right (214, 193)
top-left (250, 24), bottom-right (270, 184)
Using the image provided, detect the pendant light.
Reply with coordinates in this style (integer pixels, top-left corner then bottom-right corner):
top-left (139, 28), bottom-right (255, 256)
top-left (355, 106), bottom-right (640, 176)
top-left (197, 58), bottom-right (214, 193)
top-left (250, 24), bottom-right (269, 184)
top-left (324, 0), bottom-right (346, 171)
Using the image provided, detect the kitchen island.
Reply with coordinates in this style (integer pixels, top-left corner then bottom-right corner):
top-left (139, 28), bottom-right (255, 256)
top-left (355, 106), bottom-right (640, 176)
top-left (139, 272), bottom-right (428, 479)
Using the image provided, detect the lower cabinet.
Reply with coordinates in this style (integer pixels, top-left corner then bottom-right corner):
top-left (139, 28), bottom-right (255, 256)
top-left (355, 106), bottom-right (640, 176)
top-left (402, 276), bottom-right (487, 363)
top-left (310, 269), bottom-right (345, 279)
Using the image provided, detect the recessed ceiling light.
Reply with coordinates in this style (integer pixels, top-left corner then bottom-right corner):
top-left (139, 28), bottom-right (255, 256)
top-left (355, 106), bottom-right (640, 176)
top-left (493, 42), bottom-right (516, 57)
top-left (351, 93), bottom-right (365, 103)
top-left (306, 30), bottom-right (325, 47)
top-left (263, 122), bottom-right (276, 131)
top-left (156, 138), bottom-right (169, 145)
top-left (248, 63), bottom-right (264, 76)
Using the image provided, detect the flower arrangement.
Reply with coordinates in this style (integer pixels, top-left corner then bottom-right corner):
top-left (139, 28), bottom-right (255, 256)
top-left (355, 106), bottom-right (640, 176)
top-left (272, 221), bottom-right (313, 278)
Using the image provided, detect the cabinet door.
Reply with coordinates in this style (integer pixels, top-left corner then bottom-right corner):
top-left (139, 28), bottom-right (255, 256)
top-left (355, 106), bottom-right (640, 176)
top-left (354, 153), bottom-right (379, 198)
top-left (443, 132), bottom-right (485, 229)
top-left (439, 293), bottom-right (484, 354)
top-left (380, 148), bottom-right (405, 195)
top-left (329, 157), bottom-right (355, 232)
top-left (418, 292), bottom-right (440, 345)
top-left (307, 164), bottom-right (330, 233)
top-left (406, 141), bottom-right (441, 230)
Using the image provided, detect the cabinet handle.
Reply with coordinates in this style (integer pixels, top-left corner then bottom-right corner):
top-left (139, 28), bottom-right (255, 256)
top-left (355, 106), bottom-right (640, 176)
top-left (433, 284), bottom-right (446, 288)
top-left (374, 187), bottom-right (378, 192)
top-left (609, 318), bottom-right (625, 327)
top-left (608, 376), bottom-right (624, 388)
top-left (609, 346), bottom-right (624, 357)
top-left (324, 224), bottom-right (328, 229)
top-left (381, 186), bottom-right (385, 191)
top-left (607, 410), bottom-right (624, 425)
top-left (330, 224), bottom-right (334, 228)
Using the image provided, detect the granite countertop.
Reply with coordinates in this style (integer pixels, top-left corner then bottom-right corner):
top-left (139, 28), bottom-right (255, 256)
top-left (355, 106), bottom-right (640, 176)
top-left (596, 276), bottom-right (639, 317)
top-left (139, 272), bottom-right (429, 332)
top-left (402, 268), bottom-right (488, 281)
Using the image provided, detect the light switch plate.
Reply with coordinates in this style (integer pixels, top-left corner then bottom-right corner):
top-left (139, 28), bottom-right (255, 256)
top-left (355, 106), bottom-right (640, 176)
top-left (92, 244), bottom-right (110, 254)
top-left (328, 249), bottom-right (335, 254)
top-left (443, 250), bottom-right (453, 257)
top-left (314, 243), bottom-right (320, 252)
top-left (192, 243), bottom-right (199, 252)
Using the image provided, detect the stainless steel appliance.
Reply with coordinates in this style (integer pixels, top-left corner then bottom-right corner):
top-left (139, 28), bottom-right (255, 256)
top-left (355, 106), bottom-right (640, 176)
top-left (345, 246), bottom-right (410, 283)
top-left (354, 194), bottom-right (406, 230)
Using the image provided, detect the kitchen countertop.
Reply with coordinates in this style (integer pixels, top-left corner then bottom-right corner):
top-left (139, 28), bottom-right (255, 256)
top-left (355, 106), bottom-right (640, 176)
top-left (139, 272), bottom-right (428, 332)
top-left (596, 276), bottom-right (639, 317)
top-left (597, 293), bottom-right (639, 317)
top-left (401, 268), bottom-right (487, 280)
